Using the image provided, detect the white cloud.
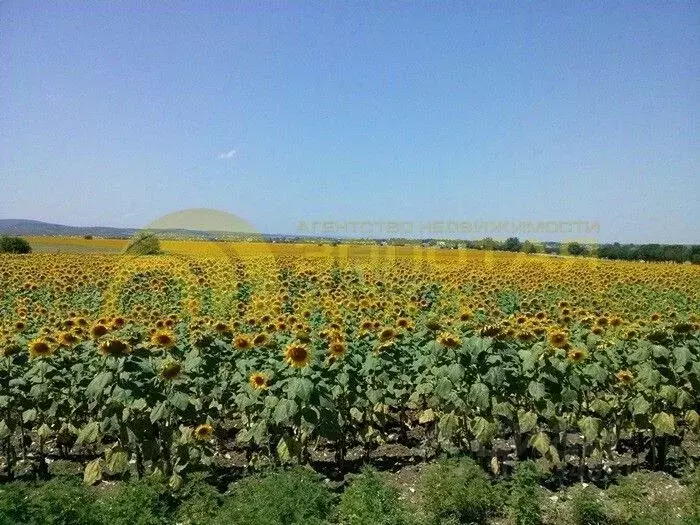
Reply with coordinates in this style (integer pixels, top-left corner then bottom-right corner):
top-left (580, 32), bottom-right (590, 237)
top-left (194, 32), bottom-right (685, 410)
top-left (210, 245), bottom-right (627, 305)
top-left (218, 149), bottom-right (236, 160)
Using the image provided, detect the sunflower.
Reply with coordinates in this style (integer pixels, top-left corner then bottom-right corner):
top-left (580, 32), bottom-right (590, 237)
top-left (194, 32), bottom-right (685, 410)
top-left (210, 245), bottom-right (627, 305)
top-left (160, 360), bottom-right (183, 381)
top-left (252, 333), bottom-right (269, 347)
top-left (516, 330), bottom-right (535, 342)
top-left (396, 317), bottom-right (412, 329)
top-left (328, 340), bottom-right (346, 358)
top-left (547, 329), bottom-right (569, 349)
top-left (99, 338), bottom-right (131, 358)
top-left (194, 424), bottom-right (214, 441)
top-left (438, 332), bottom-right (461, 348)
top-left (151, 330), bottom-right (176, 349)
top-left (479, 325), bottom-right (501, 338)
top-left (425, 318), bottom-right (442, 331)
top-left (378, 327), bottom-right (396, 343)
top-left (28, 338), bottom-right (54, 358)
top-left (459, 309), bottom-right (474, 322)
top-left (1, 341), bottom-right (22, 358)
top-left (567, 347), bottom-right (589, 364)
top-left (360, 319), bottom-right (373, 331)
top-left (615, 370), bottom-right (634, 385)
top-left (284, 343), bottom-right (311, 368)
top-left (673, 322), bottom-right (693, 334)
top-left (232, 334), bottom-right (252, 351)
top-left (249, 372), bottom-right (268, 390)
top-left (57, 331), bottom-right (80, 347)
top-left (90, 323), bottom-right (109, 339)
top-left (212, 321), bottom-right (231, 336)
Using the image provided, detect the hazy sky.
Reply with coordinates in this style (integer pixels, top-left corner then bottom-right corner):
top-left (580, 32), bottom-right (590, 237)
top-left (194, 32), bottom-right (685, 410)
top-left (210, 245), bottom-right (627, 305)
top-left (1, 1), bottom-right (698, 243)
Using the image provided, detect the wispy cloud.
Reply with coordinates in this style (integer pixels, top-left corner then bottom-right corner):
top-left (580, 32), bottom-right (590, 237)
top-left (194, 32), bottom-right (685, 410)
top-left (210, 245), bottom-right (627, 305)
top-left (218, 149), bottom-right (236, 160)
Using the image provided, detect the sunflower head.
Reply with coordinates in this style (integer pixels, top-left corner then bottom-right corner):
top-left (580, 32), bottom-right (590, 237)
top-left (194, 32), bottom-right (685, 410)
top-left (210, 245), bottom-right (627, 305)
top-left (673, 322), bottom-right (693, 334)
top-left (249, 372), bottom-right (268, 390)
top-left (151, 330), bottom-right (176, 349)
top-left (378, 327), bottom-right (396, 343)
top-left (160, 360), bottom-right (183, 381)
top-left (567, 347), bottom-right (589, 364)
top-left (252, 333), bottom-right (269, 347)
top-left (516, 330), bottom-right (535, 342)
top-left (90, 323), bottom-right (109, 339)
top-left (99, 338), bottom-right (131, 358)
top-left (28, 338), bottom-right (55, 358)
top-left (397, 317), bottom-right (412, 329)
top-left (615, 370), bottom-right (634, 385)
top-left (437, 332), bottom-right (461, 349)
top-left (284, 343), bottom-right (311, 368)
top-left (479, 325), bottom-right (501, 338)
top-left (194, 424), bottom-right (214, 441)
top-left (425, 318), bottom-right (442, 331)
top-left (328, 340), bottom-right (346, 358)
top-left (459, 309), bottom-right (474, 322)
top-left (2, 341), bottom-right (23, 358)
top-left (57, 331), bottom-right (80, 347)
top-left (213, 321), bottom-right (231, 335)
top-left (547, 329), bottom-right (569, 349)
top-left (232, 334), bottom-right (252, 351)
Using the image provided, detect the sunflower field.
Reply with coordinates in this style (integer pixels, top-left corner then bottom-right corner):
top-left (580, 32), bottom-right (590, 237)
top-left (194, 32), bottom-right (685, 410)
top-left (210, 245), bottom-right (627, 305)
top-left (1, 242), bottom-right (699, 486)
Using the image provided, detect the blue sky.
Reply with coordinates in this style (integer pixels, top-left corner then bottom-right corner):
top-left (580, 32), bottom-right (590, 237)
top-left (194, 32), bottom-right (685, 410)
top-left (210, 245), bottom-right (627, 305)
top-left (1, 1), bottom-right (698, 243)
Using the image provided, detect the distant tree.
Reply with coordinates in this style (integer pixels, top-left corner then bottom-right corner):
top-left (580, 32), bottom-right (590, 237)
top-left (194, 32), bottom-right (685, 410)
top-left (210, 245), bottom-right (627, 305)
top-left (83, 235), bottom-right (93, 240)
top-left (124, 232), bottom-right (161, 255)
top-left (0, 236), bottom-right (32, 254)
top-left (690, 246), bottom-right (700, 264)
top-left (661, 244), bottom-right (687, 264)
top-left (566, 242), bottom-right (587, 256)
top-left (520, 240), bottom-right (539, 254)
top-left (502, 237), bottom-right (522, 252)
top-left (480, 237), bottom-right (498, 250)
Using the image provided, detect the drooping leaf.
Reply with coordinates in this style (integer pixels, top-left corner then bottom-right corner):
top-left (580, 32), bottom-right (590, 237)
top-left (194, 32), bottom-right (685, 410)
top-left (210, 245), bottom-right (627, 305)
top-left (106, 448), bottom-right (129, 474)
top-left (518, 410), bottom-right (538, 433)
top-left (651, 412), bottom-right (675, 435)
top-left (150, 402), bottom-right (169, 424)
top-left (529, 432), bottom-right (550, 455)
top-left (419, 408), bottom-right (436, 424)
top-left (469, 382), bottom-right (490, 410)
top-left (578, 416), bottom-right (600, 442)
top-left (85, 372), bottom-right (113, 397)
top-left (273, 398), bottom-right (298, 424)
top-left (83, 458), bottom-right (103, 485)
top-left (528, 381), bottom-right (546, 401)
top-left (75, 421), bottom-right (101, 446)
top-left (435, 377), bottom-right (452, 399)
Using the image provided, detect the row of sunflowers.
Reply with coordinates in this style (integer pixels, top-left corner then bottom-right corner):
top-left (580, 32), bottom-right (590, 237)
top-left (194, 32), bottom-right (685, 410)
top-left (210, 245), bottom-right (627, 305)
top-left (1, 244), bottom-right (699, 484)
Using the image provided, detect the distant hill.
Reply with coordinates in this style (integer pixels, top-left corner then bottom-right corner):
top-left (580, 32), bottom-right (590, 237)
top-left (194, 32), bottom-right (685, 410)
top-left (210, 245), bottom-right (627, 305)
top-left (0, 219), bottom-right (139, 238)
top-left (0, 219), bottom-right (264, 241)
